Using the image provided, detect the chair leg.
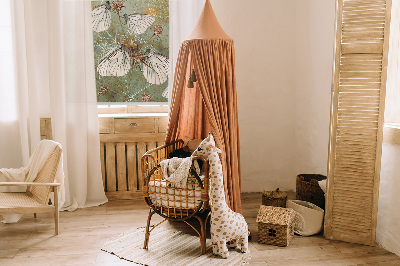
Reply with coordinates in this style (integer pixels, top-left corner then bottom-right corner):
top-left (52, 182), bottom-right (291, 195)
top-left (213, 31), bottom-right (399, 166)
top-left (54, 186), bottom-right (59, 235)
top-left (144, 209), bottom-right (155, 249)
top-left (34, 213), bottom-right (37, 218)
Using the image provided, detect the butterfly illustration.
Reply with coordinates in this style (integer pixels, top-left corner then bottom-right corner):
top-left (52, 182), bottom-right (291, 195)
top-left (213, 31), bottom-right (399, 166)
top-left (123, 14), bottom-right (155, 35)
top-left (97, 44), bottom-right (131, 77)
top-left (92, 1), bottom-right (112, 33)
top-left (142, 52), bottom-right (169, 85)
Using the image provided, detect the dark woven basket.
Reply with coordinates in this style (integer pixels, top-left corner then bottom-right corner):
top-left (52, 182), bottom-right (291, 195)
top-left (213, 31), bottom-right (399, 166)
top-left (296, 174), bottom-right (326, 209)
top-left (262, 188), bottom-right (287, 208)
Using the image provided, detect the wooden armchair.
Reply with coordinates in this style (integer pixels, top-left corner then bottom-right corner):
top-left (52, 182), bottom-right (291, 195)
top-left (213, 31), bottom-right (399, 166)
top-left (0, 145), bottom-right (62, 234)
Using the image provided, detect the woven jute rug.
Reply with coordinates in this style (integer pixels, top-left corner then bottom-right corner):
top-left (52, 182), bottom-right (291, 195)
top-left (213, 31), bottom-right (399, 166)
top-left (102, 226), bottom-right (250, 265)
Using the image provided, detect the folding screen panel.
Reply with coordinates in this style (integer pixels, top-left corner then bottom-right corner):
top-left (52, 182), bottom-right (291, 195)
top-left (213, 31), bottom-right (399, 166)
top-left (325, 0), bottom-right (392, 245)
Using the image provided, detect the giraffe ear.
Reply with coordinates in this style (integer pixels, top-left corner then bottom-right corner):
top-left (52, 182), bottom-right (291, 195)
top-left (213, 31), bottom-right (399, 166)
top-left (210, 144), bottom-right (222, 154)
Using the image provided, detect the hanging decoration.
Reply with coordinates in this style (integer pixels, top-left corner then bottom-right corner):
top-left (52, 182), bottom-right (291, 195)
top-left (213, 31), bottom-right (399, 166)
top-left (187, 69), bottom-right (197, 88)
top-left (91, 0), bottom-right (169, 102)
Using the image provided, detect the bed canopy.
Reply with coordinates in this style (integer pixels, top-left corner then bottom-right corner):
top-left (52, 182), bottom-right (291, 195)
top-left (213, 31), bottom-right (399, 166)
top-left (166, 0), bottom-right (242, 212)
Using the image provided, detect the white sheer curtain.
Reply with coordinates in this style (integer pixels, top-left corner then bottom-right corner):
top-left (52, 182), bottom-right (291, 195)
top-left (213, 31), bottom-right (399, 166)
top-left (168, 0), bottom-right (204, 105)
top-left (0, 0), bottom-right (24, 169)
top-left (0, 0), bottom-right (107, 211)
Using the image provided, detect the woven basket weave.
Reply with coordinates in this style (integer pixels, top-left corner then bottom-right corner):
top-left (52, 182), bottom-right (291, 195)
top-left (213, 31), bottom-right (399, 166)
top-left (256, 205), bottom-right (296, 247)
top-left (296, 174), bottom-right (326, 210)
top-left (262, 188), bottom-right (287, 208)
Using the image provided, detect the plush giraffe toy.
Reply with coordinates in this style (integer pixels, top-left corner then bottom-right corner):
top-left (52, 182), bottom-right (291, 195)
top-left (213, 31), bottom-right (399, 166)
top-left (192, 133), bottom-right (248, 258)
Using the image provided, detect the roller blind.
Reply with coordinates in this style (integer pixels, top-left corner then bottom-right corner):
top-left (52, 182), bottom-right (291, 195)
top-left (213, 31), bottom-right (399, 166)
top-left (325, 0), bottom-right (392, 245)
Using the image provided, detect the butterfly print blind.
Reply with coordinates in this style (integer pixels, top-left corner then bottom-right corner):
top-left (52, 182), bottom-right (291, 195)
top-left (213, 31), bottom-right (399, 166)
top-left (91, 0), bottom-right (169, 103)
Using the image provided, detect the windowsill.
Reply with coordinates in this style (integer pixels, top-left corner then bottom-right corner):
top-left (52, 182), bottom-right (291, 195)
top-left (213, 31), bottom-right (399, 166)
top-left (97, 104), bottom-right (168, 116)
top-left (98, 113), bottom-right (168, 117)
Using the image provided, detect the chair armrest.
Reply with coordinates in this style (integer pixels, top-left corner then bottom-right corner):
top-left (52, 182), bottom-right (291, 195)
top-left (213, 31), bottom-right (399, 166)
top-left (0, 182), bottom-right (61, 187)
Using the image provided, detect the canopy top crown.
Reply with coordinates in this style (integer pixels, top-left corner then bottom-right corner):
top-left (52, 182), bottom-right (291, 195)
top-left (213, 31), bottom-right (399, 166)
top-left (188, 0), bottom-right (231, 40)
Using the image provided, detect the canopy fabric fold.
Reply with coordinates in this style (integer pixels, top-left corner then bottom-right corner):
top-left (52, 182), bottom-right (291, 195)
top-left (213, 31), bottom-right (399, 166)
top-left (166, 38), bottom-right (242, 212)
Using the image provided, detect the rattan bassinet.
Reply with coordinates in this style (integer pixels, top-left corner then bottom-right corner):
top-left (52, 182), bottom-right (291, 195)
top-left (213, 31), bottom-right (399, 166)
top-left (141, 140), bottom-right (210, 254)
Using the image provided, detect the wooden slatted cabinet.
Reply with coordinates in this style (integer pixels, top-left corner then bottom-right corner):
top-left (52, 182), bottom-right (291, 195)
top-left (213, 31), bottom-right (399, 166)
top-left (99, 115), bottom-right (168, 200)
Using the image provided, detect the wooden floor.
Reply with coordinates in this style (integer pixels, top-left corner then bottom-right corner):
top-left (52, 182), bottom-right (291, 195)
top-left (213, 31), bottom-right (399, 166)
top-left (1, 193), bottom-right (399, 266)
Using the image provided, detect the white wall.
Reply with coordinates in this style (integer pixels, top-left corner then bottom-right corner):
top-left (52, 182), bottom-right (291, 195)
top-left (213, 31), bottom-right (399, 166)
top-left (377, 142), bottom-right (400, 256)
top-left (294, 1), bottom-right (335, 178)
top-left (212, 0), bottom-right (335, 192)
top-left (212, 0), bottom-right (297, 192)
top-left (376, 2), bottom-right (400, 255)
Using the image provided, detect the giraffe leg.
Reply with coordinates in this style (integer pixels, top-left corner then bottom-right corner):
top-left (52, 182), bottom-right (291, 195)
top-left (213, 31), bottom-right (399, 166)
top-left (212, 241), bottom-right (218, 255)
top-left (217, 241), bottom-right (229, 259)
top-left (238, 235), bottom-right (249, 253)
top-left (227, 239), bottom-right (237, 249)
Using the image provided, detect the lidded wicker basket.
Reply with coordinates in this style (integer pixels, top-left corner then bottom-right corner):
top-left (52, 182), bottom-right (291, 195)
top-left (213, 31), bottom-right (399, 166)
top-left (262, 188), bottom-right (287, 208)
top-left (256, 205), bottom-right (296, 247)
top-left (296, 174), bottom-right (326, 210)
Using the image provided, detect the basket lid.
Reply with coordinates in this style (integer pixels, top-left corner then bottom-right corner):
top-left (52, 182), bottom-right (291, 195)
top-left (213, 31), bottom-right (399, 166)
top-left (297, 174), bottom-right (327, 182)
top-left (262, 188), bottom-right (287, 199)
top-left (256, 205), bottom-right (296, 225)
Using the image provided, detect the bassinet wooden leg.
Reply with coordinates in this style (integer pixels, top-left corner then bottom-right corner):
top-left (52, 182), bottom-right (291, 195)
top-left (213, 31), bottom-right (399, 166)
top-left (144, 209), bottom-right (155, 249)
top-left (194, 214), bottom-right (209, 255)
top-left (199, 218), bottom-right (206, 255)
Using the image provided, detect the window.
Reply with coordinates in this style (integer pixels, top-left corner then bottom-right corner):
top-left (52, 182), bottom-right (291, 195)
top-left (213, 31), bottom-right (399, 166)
top-left (91, 0), bottom-right (169, 105)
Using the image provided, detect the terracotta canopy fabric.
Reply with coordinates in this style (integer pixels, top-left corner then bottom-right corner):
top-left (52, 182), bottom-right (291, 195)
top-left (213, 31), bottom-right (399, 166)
top-left (165, 38), bottom-right (242, 212)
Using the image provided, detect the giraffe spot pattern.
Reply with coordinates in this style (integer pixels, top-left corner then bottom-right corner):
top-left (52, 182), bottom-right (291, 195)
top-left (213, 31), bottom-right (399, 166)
top-left (193, 134), bottom-right (248, 258)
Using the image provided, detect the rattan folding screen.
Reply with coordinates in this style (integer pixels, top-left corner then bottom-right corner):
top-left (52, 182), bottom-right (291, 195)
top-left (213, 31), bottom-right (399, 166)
top-left (325, 0), bottom-right (392, 245)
